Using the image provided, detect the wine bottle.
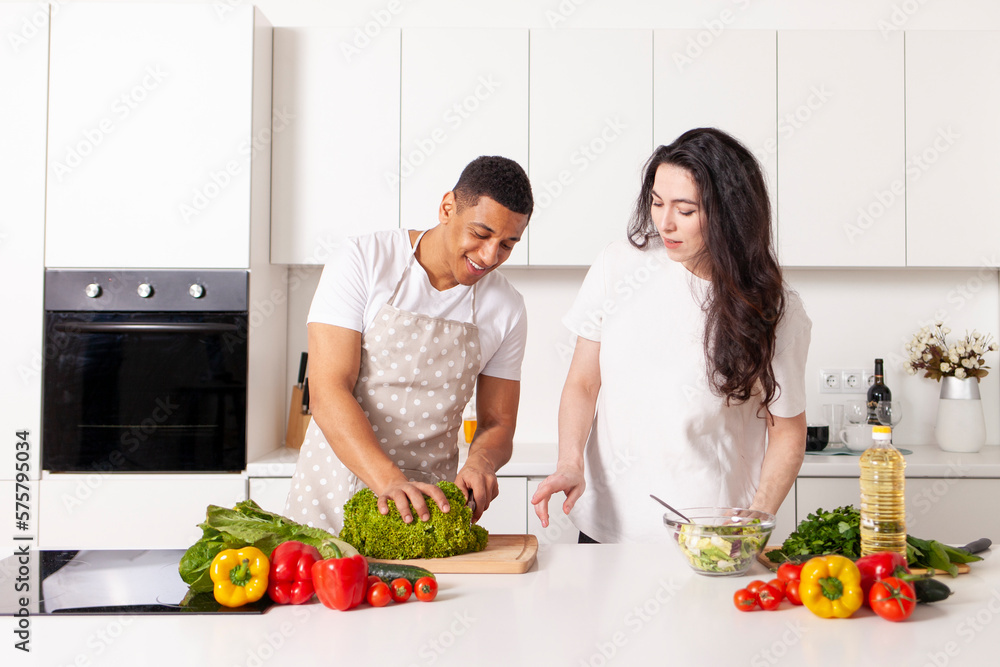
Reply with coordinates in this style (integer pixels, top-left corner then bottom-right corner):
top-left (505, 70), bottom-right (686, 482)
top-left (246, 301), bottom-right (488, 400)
top-left (866, 358), bottom-right (892, 425)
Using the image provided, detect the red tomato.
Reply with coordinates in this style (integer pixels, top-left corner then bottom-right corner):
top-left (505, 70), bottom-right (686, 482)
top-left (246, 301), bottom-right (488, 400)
top-left (733, 588), bottom-right (757, 612)
top-left (367, 575), bottom-right (382, 590)
top-left (389, 578), bottom-right (413, 603)
top-left (784, 580), bottom-right (803, 606)
top-left (414, 576), bottom-right (438, 602)
top-left (366, 581), bottom-right (391, 607)
top-left (745, 580), bottom-right (767, 595)
top-left (777, 562), bottom-right (803, 584)
top-left (756, 584), bottom-right (782, 611)
top-left (766, 578), bottom-right (786, 599)
top-left (869, 577), bottom-right (916, 622)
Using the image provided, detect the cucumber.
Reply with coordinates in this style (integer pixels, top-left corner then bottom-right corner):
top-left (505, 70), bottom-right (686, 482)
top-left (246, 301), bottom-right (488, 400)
top-left (912, 577), bottom-right (952, 604)
top-left (367, 560), bottom-right (436, 585)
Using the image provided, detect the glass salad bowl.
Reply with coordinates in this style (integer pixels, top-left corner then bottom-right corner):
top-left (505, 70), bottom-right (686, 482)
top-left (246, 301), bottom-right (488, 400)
top-left (663, 507), bottom-right (776, 576)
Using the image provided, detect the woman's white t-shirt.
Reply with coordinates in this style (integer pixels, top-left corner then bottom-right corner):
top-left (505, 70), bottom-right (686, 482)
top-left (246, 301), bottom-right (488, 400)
top-left (307, 229), bottom-right (528, 381)
top-left (563, 240), bottom-right (811, 543)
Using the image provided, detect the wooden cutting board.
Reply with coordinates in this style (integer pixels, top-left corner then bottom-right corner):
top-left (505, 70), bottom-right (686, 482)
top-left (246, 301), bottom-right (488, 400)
top-left (757, 546), bottom-right (971, 575)
top-left (368, 534), bottom-right (538, 574)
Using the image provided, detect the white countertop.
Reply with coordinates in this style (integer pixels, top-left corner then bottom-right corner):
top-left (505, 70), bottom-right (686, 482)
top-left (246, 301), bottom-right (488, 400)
top-left (10, 542), bottom-right (998, 666)
top-left (249, 442), bottom-right (1000, 479)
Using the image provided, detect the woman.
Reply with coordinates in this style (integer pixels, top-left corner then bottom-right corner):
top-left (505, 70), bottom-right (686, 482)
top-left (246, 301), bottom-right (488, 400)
top-left (531, 128), bottom-right (811, 543)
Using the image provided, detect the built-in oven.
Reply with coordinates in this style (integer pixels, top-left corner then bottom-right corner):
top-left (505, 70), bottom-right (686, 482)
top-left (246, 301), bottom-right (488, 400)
top-left (42, 270), bottom-right (248, 473)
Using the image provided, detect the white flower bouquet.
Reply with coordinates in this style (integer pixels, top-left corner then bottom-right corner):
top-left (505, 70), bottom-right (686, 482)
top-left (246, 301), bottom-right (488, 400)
top-left (904, 322), bottom-right (998, 381)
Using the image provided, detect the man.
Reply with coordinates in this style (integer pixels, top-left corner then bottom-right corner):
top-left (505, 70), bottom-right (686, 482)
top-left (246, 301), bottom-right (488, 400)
top-left (286, 156), bottom-right (533, 532)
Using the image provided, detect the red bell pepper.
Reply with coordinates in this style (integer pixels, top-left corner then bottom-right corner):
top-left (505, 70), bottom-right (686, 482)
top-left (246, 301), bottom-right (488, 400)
top-left (311, 542), bottom-right (368, 611)
top-left (267, 540), bottom-right (321, 605)
top-left (856, 552), bottom-right (909, 607)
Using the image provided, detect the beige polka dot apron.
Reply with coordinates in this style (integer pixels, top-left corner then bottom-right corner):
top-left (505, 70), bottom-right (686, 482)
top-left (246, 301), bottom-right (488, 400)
top-left (286, 232), bottom-right (481, 532)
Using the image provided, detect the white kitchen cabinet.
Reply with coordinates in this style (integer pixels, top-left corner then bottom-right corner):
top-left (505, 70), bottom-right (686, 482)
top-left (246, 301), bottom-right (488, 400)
top-left (270, 27), bottom-right (401, 265)
top-left (653, 30), bottom-right (777, 223)
top-left (249, 477), bottom-right (293, 515)
top-left (796, 476), bottom-right (1000, 544)
top-left (528, 29), bottom-right (654, 266)
top-left (777, 31), bottom-right (905, 267)
top-left (905, 32), bottom-right (1000, 268)
top-left (478, 477), bottom-right (528, 535)
top-left (772, 486), bottom-right (797, 545)
top-left (0, 3), bottom-right (47, 482)
top-left (38, 474), bottom-right (246, 550)
top-left (400, 29), bottom-right (530, 266)
top-left (46, 3), bottom-right (271, 269)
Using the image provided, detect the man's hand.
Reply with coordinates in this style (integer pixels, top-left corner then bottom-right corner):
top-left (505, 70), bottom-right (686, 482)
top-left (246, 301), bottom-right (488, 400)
top-left (376, 480), bottom-right (451, 524)
top-left (455, 456), bottom-right (499, 523)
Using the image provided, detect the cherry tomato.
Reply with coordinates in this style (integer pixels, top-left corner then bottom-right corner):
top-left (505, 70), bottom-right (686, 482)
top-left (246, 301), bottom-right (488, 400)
top-left (413, 576), bottom-right (438, 602)
top-left (745, 580), bottom-right (767, 595)
top-left (367, 575), bottom-right (382, 590)
top-left (766, 578), bottom-right (786, 599)
top-left (777, 562), bottom-right (803, 584)
top-left (756, 584), bottom-right (782, 611)
top-left (870, 577), bottom-right (916, 622)
top-left (784, 580), bottom-right (803, 606)
top-left (734, 588), bottom-right (757, 612)
top-left (366, 581), bottom-right (391, 607)
top-left (389, 577), bottom-right (413, 603)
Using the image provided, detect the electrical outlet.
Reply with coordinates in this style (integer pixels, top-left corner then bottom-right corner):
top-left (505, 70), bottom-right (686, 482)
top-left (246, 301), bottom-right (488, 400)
top-left (843, 369), bottom-right (866, 393)
top-left (863, 370), bottom-right (875, 389)
top-left (819, 369), bottom-right (842, 393)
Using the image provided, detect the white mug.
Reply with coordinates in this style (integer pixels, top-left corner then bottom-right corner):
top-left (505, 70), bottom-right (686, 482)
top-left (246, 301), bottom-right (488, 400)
top-left (839, 423), bottom-right (873, 451)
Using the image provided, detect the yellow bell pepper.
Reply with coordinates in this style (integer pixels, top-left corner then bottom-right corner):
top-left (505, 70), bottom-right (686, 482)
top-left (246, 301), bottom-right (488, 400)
top-left (800, 555), bottom-right (864, 619)
top-left (210, 547), bottom-right (270, 608)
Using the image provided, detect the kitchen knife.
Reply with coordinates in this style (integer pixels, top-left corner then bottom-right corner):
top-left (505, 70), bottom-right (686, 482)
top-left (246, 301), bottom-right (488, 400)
top-left (956, 538), bottom-right (992, 555)
top-left (296, 352), bottom-right (308, 388)
top-left (302, 378), bottom-right (310, 415)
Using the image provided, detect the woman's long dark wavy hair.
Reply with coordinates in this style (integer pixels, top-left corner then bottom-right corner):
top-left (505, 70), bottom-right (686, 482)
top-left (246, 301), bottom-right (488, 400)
top-left (628, 128), bottom-right (786, 414)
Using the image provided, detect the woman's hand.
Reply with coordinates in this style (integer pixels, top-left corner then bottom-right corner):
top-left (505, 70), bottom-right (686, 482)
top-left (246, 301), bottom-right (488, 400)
top-left (530, 468), bottom-right (586, 528)
top-left (376, 480), bottom-right (451, 524)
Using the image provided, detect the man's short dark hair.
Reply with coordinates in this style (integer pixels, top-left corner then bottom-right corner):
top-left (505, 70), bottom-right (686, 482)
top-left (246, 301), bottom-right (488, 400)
top-left (452, 156), bottom-right (534, 220)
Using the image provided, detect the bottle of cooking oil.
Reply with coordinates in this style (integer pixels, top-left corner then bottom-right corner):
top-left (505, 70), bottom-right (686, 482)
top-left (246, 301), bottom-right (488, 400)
top-left (859, 424), bottom-right (907, 555)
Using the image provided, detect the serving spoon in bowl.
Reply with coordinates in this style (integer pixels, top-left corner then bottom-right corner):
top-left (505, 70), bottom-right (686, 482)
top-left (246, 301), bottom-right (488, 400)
top-left (649, 494), bottom-right (692, 523)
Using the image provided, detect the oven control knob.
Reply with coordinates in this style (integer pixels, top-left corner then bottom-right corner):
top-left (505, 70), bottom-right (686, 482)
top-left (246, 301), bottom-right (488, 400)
top-left (189, 283), bottom-right (205, 299)
top-left (137, 283), bottom-right (154, 298)
top-left (85, 283), bottom-right (102, 298)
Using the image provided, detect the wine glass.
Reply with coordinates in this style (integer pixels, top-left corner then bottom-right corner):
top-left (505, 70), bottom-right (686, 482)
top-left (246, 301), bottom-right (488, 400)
top-left (845, 400), bottom-right (868, 425)
top-left (876, 401), bottom-right (903, 428)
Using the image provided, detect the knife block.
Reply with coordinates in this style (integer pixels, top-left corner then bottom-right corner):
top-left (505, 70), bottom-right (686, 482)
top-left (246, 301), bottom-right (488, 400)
top-left (285, 385), bottom-right (312, 450)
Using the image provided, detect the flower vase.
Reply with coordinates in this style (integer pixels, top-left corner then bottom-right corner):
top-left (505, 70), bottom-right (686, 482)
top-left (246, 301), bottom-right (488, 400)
top-left (934, 376), bottom-right (987, 453)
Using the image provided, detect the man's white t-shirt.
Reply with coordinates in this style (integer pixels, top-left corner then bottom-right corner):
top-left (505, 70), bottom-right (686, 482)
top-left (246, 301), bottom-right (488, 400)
top-left (563, 240), bottom-right (812, 543)
top-left (308, 229), bottom-right (527, 381)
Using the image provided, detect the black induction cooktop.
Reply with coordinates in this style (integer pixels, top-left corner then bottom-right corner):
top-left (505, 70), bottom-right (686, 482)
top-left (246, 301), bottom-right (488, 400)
top-left (0, 549), bottom-right (273, 615)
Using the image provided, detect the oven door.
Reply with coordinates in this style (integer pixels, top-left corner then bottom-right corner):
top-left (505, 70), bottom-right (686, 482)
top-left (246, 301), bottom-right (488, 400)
top-left (42, 311), bottom-right (247, 472)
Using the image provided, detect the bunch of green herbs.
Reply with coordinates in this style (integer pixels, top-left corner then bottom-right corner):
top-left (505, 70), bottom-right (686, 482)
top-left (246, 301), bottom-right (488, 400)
top-left (766, 505), bottom-right (861, 563)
